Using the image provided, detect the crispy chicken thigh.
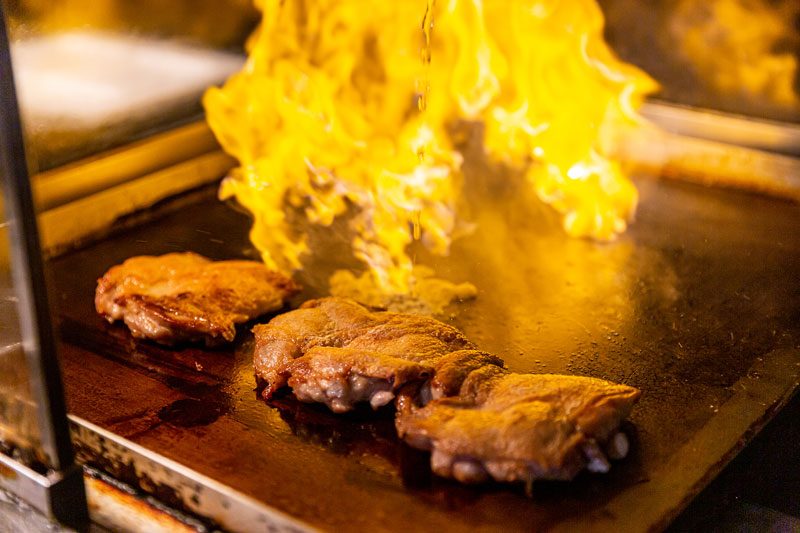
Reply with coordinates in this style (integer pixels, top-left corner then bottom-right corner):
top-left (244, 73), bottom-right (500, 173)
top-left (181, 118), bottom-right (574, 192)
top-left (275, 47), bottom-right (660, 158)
top-left (253, 296), bottom-right (640, 485)
top-left (395, 366), bottom-right (641, 485)
top-left (253, 297), bottom-right (502, 412)
top-left (96, 252), bottom-right (299, 345)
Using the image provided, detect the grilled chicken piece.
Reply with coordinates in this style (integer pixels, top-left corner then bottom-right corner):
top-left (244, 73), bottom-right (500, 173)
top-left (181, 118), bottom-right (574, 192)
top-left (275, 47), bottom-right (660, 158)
top-left (254, 296), bottom-right (640, 485)
top-left (285, 347), bottom-right (433, 413)
top-left (96, 252), bottom-right (299, 346)
top-left (395, 365), bottom-right (641, 486)
top-left (253, 297), bottom-right (502, 412)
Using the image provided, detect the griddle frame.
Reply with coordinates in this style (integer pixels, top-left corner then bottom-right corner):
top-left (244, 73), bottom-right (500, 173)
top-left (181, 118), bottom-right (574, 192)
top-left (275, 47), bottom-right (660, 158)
top-left (69, 415), bottom-right (316, 533)
top-left (0, 5), bottom-right (88, 526)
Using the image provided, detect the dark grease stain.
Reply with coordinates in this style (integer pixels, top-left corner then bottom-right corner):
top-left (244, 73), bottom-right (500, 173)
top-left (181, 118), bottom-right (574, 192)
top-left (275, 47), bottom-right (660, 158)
top-left (158, 398), bottom-right (225, 427)
top-left (164, 377), bottom-right (223, 402)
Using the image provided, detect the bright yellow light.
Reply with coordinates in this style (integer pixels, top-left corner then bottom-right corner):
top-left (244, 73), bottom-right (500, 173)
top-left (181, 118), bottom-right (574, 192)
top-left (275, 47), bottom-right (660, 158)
top-left (204, 0), bottom-right (656, 294)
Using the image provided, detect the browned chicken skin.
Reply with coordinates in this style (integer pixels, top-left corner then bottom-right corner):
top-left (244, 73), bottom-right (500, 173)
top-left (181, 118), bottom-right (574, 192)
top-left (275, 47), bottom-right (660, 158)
top-left (95, 252), bottom-right (299, 346)
top-left (253, 297), bottom-right (502, 412)
top-left (252, 296), bottom-right (641, 485)
top-left (395, 365), bottom-right (641, 485)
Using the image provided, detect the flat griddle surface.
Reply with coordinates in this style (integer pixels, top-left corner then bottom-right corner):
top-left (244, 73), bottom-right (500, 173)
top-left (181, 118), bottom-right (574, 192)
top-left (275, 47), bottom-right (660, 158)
top-left (49, 169), bottom-right (800, 532)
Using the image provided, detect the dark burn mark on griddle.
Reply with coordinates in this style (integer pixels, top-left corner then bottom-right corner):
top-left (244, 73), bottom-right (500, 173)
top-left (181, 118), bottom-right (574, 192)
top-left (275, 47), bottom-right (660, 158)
top-left (158, 398), bottom-right (226, 428)
top-left (157, 377), bottom-right (231, 427)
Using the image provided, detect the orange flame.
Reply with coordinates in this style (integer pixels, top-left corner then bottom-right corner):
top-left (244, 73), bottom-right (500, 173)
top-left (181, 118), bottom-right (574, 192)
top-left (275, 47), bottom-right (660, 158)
top-left (203, 0), bottom-right (656, 294)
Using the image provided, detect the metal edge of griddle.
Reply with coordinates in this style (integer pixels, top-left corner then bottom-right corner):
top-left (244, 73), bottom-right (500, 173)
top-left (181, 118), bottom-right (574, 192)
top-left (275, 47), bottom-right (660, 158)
top-left (68, 415), bottom-right (320, 533)
top-left (0, 451), bottom-right (85, 520)
top-left (552, 347), bottom-right (800, 533)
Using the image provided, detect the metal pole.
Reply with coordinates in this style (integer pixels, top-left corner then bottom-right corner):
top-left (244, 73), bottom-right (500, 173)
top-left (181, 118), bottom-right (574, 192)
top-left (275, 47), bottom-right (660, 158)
top-left (0, 5), bottom-right (88, 527)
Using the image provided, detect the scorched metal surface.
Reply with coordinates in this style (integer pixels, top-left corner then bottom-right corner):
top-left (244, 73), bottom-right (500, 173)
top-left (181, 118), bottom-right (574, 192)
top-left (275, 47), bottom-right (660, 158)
top-left (48, 166), bottom-right (800, 532)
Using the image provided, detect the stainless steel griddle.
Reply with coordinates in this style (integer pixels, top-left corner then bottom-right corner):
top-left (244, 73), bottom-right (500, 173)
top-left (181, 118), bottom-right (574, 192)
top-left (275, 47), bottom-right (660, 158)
top-left (48, 155), bottom-right (800, 531)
